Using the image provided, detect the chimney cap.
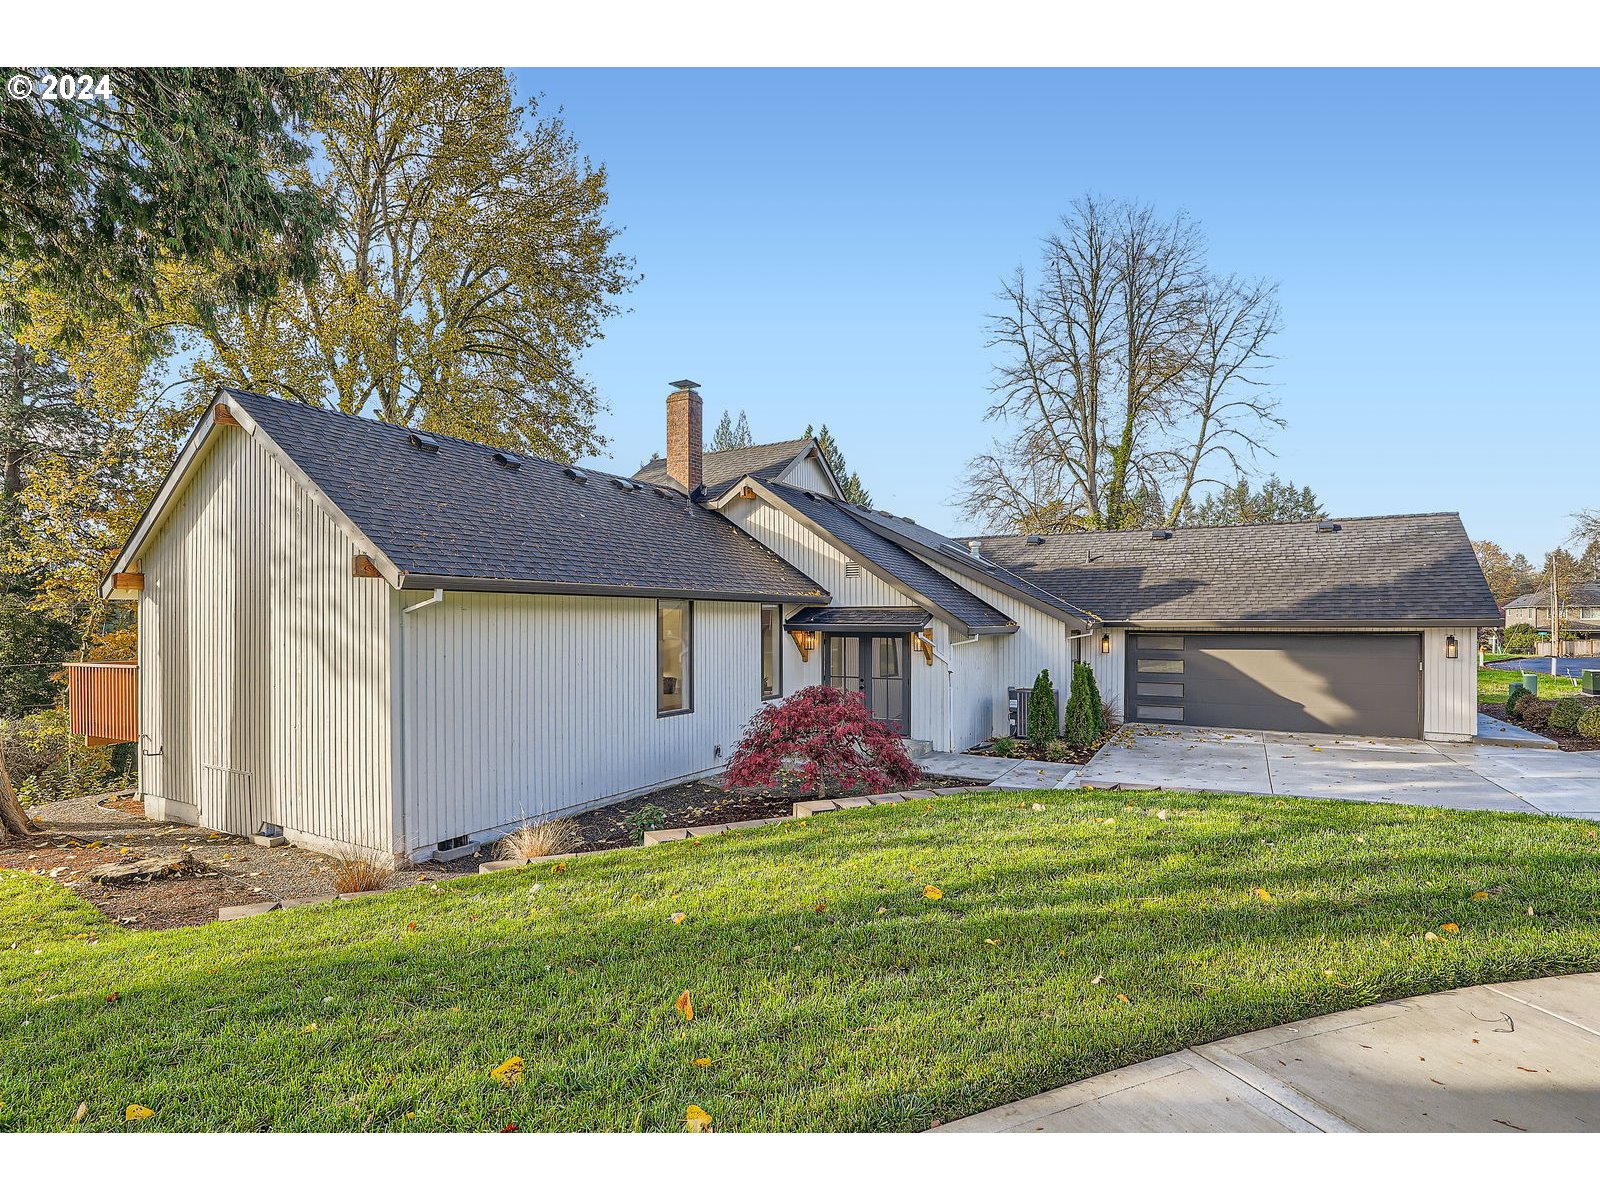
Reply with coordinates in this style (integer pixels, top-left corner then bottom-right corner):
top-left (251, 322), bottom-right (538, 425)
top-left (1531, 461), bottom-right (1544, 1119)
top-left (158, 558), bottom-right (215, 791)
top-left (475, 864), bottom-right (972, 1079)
top-left (668, 378), bottom-right (701, 392)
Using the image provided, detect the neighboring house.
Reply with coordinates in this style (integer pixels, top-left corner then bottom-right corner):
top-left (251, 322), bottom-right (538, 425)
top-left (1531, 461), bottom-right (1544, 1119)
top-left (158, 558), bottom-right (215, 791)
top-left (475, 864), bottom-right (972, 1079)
top-left (1503, 583), bottom-right (1600, 635)
top-left (80, 382), bottom-right (1498, 861)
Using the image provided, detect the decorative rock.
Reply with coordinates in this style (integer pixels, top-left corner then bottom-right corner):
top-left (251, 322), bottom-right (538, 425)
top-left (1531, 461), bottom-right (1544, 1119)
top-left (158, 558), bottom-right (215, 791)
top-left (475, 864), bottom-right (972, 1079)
top-left (87, 852), bottom-right (194, 885)
top-left (219, 901), bottom-right (281, 921)
top-left (251, 834), bottom-right (288, 847)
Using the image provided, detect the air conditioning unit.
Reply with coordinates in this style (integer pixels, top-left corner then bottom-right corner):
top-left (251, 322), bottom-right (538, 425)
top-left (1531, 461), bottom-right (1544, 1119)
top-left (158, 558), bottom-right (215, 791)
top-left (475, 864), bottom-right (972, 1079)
top-left (1008, 686), bottom-right (1061, 739)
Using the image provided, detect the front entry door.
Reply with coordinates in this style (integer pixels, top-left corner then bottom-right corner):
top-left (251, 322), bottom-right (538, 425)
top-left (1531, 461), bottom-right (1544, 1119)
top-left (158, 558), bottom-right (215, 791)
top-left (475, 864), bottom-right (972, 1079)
top-left (823, 634), bottom-right (911, 736)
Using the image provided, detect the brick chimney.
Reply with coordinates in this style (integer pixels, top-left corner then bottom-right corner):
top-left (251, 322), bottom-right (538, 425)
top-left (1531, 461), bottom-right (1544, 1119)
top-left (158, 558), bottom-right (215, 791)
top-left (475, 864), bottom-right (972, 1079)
top-left (665, 379), bottom-right (703, 497)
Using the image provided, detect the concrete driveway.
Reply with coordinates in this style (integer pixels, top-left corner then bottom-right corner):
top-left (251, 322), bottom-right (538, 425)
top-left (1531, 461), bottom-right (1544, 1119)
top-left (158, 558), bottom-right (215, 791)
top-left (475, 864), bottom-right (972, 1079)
top-left (939, 973), bottom-right (1600, 1132)
top-left (1079, 724), bottom-right (1600, 819)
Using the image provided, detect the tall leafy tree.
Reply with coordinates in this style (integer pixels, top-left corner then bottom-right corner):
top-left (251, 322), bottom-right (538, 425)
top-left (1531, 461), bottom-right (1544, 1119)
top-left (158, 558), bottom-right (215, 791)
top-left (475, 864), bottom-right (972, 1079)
top-left (1182, 475), bottom-right (1325, 526)
top-left (804, 423), bottom-right (871, 506)
top-left (1472, 539), bottom-right (1535, 606)
top-left (960, 195), bottom-right (1282, 533)
top-left (195, 68), bottom-right (636, 461)
top-left (0, 68), bottom-right (327, 343)
top-left (709, 409), bottom-right (753, 451)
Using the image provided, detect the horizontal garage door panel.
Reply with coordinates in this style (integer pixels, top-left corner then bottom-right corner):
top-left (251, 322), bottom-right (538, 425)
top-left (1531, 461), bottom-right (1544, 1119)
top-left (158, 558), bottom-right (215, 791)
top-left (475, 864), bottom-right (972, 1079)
top-left (1127, 633), bottom-right (1421, 738)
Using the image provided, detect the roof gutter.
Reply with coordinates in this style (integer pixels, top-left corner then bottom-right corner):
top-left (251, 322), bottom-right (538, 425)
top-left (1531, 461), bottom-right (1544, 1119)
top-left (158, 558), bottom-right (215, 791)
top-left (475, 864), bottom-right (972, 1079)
top-left (395, 572), bottom-right (829, 607)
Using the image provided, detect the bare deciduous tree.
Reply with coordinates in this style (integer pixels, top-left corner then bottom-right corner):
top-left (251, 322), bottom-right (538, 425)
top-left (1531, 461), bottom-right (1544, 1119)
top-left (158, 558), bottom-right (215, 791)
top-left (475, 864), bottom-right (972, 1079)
top-left (959, 196), bottom-right (1282, 533)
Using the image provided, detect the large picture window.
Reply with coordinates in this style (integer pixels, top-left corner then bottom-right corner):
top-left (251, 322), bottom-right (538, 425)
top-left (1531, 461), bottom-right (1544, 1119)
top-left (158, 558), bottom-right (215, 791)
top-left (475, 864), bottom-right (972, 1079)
top-left (657, 600), bottom-right (693, 715)
top-left (760, 604), bottom-right (782, 700)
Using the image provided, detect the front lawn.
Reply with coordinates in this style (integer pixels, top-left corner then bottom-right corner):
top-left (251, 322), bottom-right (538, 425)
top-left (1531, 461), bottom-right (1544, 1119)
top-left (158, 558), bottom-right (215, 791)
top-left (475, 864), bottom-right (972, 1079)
top-left (1478, 665), bottom-right (1580, 705)
top-left (3, 789), bottom-right (1599, 1132)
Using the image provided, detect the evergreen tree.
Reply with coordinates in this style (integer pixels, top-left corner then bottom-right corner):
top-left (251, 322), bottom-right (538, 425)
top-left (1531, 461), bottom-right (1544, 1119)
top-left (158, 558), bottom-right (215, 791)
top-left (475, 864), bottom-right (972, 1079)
top-left (709, 409), bottom-right (753, 451)
top-left (1181, 475), bottom-right (1325, 526)
top-left (1027, 668), bottom-right (1059, 748)
top-left (804, 423), bottom-right (872, 506)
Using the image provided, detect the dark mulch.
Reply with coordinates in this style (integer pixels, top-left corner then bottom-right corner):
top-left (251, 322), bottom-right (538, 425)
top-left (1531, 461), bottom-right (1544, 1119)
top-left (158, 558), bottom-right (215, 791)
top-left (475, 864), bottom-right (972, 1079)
top-left (1480, 702), bottom-right (1600, 753)
top-left (964, 738), bottom-right (1108, 766)
top-left (568, 772), bottom-right (977, 852)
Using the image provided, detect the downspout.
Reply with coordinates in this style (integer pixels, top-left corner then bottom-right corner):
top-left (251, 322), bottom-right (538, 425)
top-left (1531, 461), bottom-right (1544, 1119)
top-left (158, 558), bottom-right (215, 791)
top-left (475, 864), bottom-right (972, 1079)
top-left (928, 632), bottom-right (980, 753)
top-left (404, 588), bottom-right (445, 615)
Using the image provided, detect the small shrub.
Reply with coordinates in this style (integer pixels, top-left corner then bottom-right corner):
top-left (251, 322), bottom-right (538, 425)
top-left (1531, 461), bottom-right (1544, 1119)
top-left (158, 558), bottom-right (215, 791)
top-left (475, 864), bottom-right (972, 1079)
top-left (1505, 682), bottom-right (1530, 714)
top-left (330, 850), bottom-right (393, 894)
top-left (1027, 669), bottom-right (1059, 749)
top-left (992, 736), bottom-right (1017, 758)
top-left (501, 817), bottom-right (580, 861)
top-left (1550, 697), bottom-right (1585, 733)
top-left (623, 804), bottom-right (668, 845)
top-left (1064, 662), bottom-right (1105, 748)
top-left (1577, 707), bottom-right (1600, 741)
top-left (1518, 699), bottom-right (1554, 730)
top-left (1043, 739), bottom-right (1073, 762)
top-left (0, 710), bottom-right (123, 805)
top-left (725, 685), bottom-right (917, 800)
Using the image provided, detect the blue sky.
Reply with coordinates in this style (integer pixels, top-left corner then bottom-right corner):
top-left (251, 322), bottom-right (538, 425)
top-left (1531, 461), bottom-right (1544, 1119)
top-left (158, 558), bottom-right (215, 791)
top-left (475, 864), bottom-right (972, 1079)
top-left (519, 69), bottom-right (1597, 560)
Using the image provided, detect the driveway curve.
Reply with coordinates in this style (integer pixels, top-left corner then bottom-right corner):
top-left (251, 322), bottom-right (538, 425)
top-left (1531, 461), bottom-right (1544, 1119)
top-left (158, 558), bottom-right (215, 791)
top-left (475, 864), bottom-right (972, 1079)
top-left (938, 973), bottom-right (1600, 1132)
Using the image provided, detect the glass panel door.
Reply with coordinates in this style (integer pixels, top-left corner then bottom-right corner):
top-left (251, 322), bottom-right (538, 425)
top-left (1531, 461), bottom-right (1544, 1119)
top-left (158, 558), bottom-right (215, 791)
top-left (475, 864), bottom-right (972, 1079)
top-left (870, 636), bottom-right (908, 734)
top-left (824, 635), bottom-right (864, 698)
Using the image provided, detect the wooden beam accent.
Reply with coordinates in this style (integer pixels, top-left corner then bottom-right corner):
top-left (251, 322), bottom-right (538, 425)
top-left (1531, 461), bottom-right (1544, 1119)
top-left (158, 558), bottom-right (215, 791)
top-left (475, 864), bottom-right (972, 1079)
top-left (911, 631), bottom-right (935, 666)
top-left (352, 553), bottom-right (383, 579)
top-left (213, 403), bottom-right (241, 427)
top-left (739, 486), bottom-right (758, 500)
top-left (112, 572), bottom-right (144, 592)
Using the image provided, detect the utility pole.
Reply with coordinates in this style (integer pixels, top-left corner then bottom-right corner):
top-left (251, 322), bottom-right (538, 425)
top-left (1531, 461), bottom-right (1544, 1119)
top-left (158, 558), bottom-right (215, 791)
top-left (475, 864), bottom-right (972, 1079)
top-left (1550, 564), bottom-right (1560, 677)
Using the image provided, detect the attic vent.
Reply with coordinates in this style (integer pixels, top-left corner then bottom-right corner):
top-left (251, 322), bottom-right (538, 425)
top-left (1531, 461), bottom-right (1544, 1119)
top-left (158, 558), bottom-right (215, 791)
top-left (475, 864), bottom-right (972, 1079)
top-left (901, 515), bottom-right (914, 523)
top-left (844, 560), bottom-right (862, 579)
top-left (1151, 529), bottom-right (1173, 540)
top-left (493, 451), bottom-right (522, 469)
top-left (409, 432), bottom-right (440, 452)
top-left (1317, 521), bottom-right (1342, 533)
top-left (803, 491), bottom-right (819, 501)
top-left (564, 467), bottom-right (588, 483)
top-left (1025, 535), bottom-right (1045, 545)
top-left (653, 486), bottom-right (677, 499)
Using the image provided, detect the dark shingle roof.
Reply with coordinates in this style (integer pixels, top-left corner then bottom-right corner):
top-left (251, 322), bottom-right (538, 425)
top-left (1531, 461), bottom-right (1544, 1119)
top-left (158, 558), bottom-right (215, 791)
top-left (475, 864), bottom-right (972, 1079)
top-left (1505, 582), bottom-right (1600, 610)
top-left (785, 606), bottom-right (932, 632)
top-left (978, 514), bottom-right (1502, 626)
top-left (843, 505), bottom-right (1095, 624)
top-left (226, 390), bottom-right (827, 603)
top-left (634, 438), bottom-right (818, 500)
top-left (762, 482), bottom-right (1015, 634)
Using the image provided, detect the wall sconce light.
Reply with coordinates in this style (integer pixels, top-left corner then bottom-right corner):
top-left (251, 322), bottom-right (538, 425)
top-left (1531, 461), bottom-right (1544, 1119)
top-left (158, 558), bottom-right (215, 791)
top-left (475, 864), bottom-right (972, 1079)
top-left (789, 629), bottom-right (819, 662)
top-left (1099, 632), bottom-right (1111, 655)
top-left (1445, 634), bottom-right (1458, 659)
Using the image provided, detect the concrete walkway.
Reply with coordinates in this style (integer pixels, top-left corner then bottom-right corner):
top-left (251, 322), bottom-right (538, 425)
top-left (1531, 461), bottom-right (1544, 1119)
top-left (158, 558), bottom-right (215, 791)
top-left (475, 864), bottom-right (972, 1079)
top-left (939, 973), bottom-right (1600, 1132)
top-left (1078, 724), bottom-right (1600, 819)
top-left (916, 750), bottom-right (1080, 789)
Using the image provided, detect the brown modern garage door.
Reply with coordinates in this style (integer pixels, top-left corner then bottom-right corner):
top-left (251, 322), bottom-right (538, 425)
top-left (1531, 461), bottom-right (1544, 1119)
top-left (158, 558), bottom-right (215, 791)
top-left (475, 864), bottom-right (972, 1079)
top-left (1125, 632), bottom-right (1422, 738)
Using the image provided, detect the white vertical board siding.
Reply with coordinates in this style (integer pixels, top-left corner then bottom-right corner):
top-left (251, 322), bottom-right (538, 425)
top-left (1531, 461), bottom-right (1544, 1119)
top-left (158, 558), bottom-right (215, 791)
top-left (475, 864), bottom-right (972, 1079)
top-left (1088, 628), bottom-right (1128, 724)
top-left (397, 593), bottom-right (766, 855)
top-left (137, 428), bottom-right (395, 851)
top-left (778, 455), bottom-right (837, 494)
top-left (1423, 626), bottom-right (1478, 741)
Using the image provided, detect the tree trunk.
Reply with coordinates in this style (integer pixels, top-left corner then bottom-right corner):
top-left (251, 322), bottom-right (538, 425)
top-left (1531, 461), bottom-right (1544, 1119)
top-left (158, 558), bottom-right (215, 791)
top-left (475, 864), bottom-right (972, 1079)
top-left (0, 738), bottom-right (38, 844)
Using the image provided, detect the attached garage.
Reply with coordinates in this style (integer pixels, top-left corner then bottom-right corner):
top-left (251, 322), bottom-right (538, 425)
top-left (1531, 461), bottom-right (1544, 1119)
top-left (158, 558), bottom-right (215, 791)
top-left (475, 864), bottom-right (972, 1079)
top-left (1125, 632), bottom-right (1423, 739)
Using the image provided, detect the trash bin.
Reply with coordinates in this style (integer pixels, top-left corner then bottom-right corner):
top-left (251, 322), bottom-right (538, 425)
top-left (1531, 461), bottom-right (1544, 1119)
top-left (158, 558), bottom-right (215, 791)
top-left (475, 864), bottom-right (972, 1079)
top-left (1521, 672), bottom-right (1540, 696)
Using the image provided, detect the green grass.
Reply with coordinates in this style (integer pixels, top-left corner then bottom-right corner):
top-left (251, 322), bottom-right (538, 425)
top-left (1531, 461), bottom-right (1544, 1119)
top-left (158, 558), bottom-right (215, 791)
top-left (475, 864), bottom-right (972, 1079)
top-left (1478, 665), bottom-right (1580, 705)
top-left (3, 789), bottom-right (1599, 1132)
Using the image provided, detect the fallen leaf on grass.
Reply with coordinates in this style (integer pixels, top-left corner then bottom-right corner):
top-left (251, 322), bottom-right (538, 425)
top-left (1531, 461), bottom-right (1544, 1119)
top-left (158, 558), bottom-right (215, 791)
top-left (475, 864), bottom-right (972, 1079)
top-left (693, 1057), bottom-right (712, 1068)
top-left (685, 1104), bottom-right (713, 1132)
top-left (875, 906), bottom-right (887, 915)
top-left (1116, 993), bottom-right (1130, 1004)
top-left (1253, 887), bottom-right (1272, 902)
top-left (125, 1105), bottom-right (154, 1121)
top-left (1424, 931), bottom-right (1441, 941)
top-left (1440, 923), bottom-right (1459, 934)
top-left (675, 990), bottom-right (695, 1021)
top-left (1471, 891), bottom-right (1489, 901)
top-left (490, 1057), bottom-right (525, 1086)
top-left (1091, 975), bottom-right (1105, 985)
top-left (501, 1123), bottom-right (519, 1132)
top-left (301, 1022), bottom-right (318, 1033)
top-left (1156, 810), bottom-right (1168, 821)
top-left (406, 922), bottom-right (418, 931)
top-left (984, 938), bottom-right (1001, 946)
top-left (105, 992), bottom-right (119, 1005)
top-left (1031, 803), bottom-right (1045, 812)
top-left (922, 885), bottom-right (943, 900)
top-left (814, 902), bottom-right (827, 913)
top-left (670, 912), bottom-right (687, 924)
top-left (71, 1102), bottom-right (88, 1124)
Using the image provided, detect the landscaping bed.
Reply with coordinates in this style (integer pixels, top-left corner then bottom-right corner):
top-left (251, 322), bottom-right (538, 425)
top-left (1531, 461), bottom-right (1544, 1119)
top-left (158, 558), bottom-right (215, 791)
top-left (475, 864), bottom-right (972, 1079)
top-left (1477, 666), bottom-right (1600, 751)
top-left (4, 788), bottom-right (1599, 1132)
top-left (964, 734), bottom-right (1113, 766)
top-left (567, 771), bottom-right (976, 851)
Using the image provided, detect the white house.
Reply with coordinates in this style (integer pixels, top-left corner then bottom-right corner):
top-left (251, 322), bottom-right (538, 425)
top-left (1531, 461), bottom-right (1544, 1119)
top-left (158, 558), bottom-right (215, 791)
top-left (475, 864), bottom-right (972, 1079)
top-left (83, 382), bottom-right (1500, 860)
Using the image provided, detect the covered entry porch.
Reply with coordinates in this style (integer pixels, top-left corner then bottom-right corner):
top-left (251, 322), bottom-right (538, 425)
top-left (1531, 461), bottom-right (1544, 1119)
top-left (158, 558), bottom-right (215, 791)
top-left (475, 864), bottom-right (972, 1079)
top-left (786, 606), bottom-right (934, 737)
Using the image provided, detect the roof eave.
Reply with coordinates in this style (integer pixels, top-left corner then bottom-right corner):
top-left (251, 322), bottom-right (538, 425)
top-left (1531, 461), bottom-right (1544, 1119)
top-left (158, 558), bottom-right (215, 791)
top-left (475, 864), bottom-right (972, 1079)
top-left (1110, 617), bottom-right (1501, 630)
top-left (396, 573), bottom-right (830, 606)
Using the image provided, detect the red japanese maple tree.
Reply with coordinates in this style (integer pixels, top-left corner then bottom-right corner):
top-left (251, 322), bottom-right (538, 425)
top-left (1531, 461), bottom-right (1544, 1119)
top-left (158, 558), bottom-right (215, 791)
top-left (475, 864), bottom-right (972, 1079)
top-left (725, 685), bottom-right (919, 800)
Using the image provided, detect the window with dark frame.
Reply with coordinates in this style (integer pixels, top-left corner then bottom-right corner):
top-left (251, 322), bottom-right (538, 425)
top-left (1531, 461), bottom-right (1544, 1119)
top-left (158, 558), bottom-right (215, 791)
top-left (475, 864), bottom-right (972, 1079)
top-left (760, 604), bottom-right (782, 699)
top-left (657, 600), bottom-right (693, 715)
